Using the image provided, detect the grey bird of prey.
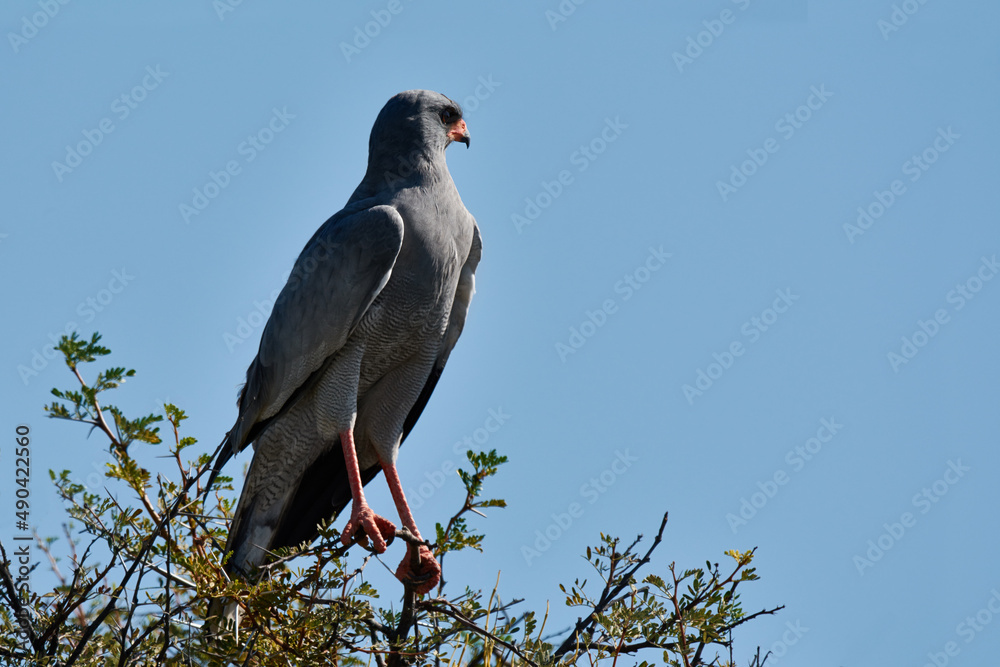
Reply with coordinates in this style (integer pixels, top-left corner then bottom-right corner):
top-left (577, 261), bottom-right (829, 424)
top-left (209, 90), bottom-right (481, 607)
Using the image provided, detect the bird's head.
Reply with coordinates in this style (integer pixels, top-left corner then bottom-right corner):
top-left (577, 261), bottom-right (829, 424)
top-left (369, 89), bottom-right (470, 157)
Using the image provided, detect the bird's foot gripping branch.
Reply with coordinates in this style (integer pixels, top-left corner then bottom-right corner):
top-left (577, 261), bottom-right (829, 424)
top-left (0, 332), bottom-right (782, 666)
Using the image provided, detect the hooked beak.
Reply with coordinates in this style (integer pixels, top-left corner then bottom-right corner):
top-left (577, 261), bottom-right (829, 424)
top-left (447, 118), bottom-right (470, 148)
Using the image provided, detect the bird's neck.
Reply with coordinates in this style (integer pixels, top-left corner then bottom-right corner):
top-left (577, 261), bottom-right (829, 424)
top-left (359, 142), bottom-right (450, 195)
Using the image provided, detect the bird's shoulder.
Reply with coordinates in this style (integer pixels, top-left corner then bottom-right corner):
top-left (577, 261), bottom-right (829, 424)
top-left (226, 203), bottom-right (406, 452)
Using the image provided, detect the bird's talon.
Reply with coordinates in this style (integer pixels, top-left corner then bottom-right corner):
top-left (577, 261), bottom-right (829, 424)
top-left (342, 505), bottom-right (395, 553)
top-left (396, 543), bottom-right (441, 595)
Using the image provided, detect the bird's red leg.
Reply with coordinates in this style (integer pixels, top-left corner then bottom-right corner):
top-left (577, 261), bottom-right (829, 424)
top-left (381, 460), bottom-right (441, 594)
top-left (340, 429), bottom-right (395, 552)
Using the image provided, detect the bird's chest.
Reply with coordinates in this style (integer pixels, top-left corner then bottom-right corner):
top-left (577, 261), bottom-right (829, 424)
top-left (354, 233), bottom-right (466, 383)
top-left (364, 277), bottom-right (449, 353)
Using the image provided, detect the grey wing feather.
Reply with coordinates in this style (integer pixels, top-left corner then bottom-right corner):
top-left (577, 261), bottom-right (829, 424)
top-left (224, 204), bottom-right (405, 461)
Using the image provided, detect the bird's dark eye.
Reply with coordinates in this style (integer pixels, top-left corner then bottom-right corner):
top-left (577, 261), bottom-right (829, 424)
top-left (440, 108), bottom-right (458, 124)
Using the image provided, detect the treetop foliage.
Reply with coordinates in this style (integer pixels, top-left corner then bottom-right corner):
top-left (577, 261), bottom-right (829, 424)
top-left (0, 332), bottom-right (782, 666)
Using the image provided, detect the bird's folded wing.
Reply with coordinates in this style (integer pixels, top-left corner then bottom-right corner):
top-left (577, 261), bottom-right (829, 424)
top-left (229, 204), bottom-right (405, 455)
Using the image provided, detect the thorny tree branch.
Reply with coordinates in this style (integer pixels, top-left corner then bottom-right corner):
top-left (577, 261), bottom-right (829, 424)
top-left (423, 599), bottom-right (538, 667)
top-left (390, 528), bottom-right (424, 655)
top-left (552, 511), bottom-right (670, 662)
top-left (62, 441), bottom-right (226, 667)
top-left (0, 540), bottom-right (42, 654)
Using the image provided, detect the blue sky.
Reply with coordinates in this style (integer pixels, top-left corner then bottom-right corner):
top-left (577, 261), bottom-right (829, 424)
top-left (2, 1), bottom-right (998, 664)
